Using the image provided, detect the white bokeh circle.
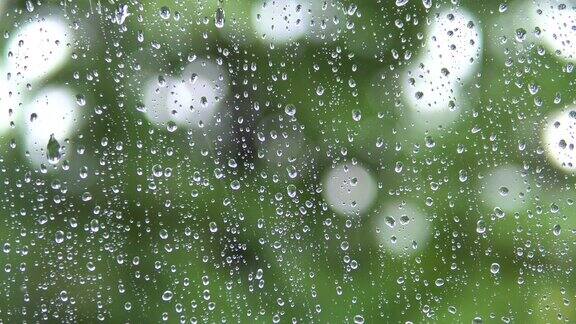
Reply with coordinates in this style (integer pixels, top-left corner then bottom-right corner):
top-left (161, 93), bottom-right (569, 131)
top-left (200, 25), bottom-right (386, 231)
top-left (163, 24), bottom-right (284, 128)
top-left (543, 109), bottom-right (576, 172)
top-left (322, 162), bottom-right (377, 216)
top-left (306, 1), bottom-right (343, 43)
top-left (142, 59), bottom-right (228, 129)
top-left (403, 8), bottom-right (482, 114)
top-left (426, 9), bottom-right (482, 79)
top-left (5, 16), bottom-right (72, 83)
top-left (531, 1), bottom-right (576, 62)
top-left (251, 0), bottom-right (309, 44)
top-left (480, 164), bottom-right (528, 211)
top-left (22, 86), bottom-right (79, 165)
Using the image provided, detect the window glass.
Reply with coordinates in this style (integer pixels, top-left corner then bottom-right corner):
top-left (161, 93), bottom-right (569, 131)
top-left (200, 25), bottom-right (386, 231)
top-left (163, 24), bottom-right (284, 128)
top-left (1, 1), bottom-right (575, 322)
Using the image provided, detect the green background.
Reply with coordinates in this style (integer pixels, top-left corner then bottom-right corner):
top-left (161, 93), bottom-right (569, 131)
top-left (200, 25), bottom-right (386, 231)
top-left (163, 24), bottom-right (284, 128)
top-left (0, 0), bottom-right (575, 322)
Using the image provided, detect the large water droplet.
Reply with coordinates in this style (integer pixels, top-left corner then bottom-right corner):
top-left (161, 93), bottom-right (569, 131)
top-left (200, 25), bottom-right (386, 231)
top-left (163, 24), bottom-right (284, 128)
top-left (46, 134), bottom-right (62, 165)
top-left (215, 8), bottom-right (225, 28)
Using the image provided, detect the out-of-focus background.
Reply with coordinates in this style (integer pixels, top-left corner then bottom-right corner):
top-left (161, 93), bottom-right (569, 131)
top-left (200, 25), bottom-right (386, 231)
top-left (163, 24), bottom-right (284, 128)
top-left (0, 0), bottom-right (575, 322)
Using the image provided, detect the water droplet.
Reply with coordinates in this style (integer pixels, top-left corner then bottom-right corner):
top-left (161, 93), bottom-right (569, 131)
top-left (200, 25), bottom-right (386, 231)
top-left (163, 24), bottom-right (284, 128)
top-left (160, 6), bottom-right (171, 20)
top-left (230, 180), bottom-right (241, 190)
top-left (25, 0), bottom-right (34, 12)
top-left (152, 164), bottom-right (163, 177)
top-left (46, 134), bottom-right (62, 165)
top-left (114, 4), bottom-right (130, 25)
top-left (458, 170), bottom-right (468, 182)
top-left (55, 230), bottom-right (64, 244)
top-left (166, 121), bottom-right (178, 132)
top-left (76, 94), bottom-right (86, 106)
top-left (287, 184), bottom-right (297, 198)
top-left (159, 229), bottom-right (169, 240)
top-left (285, 104), bottom-right (296, 116)
top-left (215, 8), bottom-right (225, 28)
top-left (425, 136), bottom-right (435, 148)
top-left (476, 219), bottom-right (486, 234)
top-left (490, 262), bottom-right (500, 274)
top-left (395, 162), bottom-right (403, 173)
top-left (90, 219), bottom-right (100, 233)
top-left (162, 290), bottom-right (173, 301)
top-left (515, 28), bottom-right (527, 42)
top-left (60, 290), bottom-right (68, 302)
top-left (385, 216), bottom-right (395, 228)
top-left (190, 73), bottom-right (198, 84)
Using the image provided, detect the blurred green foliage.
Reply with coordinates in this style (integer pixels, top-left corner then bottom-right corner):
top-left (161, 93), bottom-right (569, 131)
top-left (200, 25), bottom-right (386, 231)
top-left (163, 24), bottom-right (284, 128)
top-left (0, 0), bottom-right (575, 323)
